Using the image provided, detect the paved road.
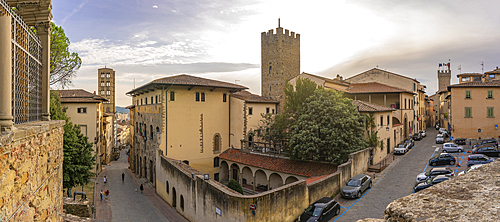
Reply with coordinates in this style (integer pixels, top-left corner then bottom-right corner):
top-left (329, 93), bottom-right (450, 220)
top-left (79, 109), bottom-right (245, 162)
top-left (331, 128), bottom-right (472, 222)
top-left (96, 149), bottom-right (188, 222)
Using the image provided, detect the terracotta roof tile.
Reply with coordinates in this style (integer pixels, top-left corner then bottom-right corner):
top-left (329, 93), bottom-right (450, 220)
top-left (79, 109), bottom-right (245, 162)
top-left (352, 100), bottom-right (395, 112)
top-left (219, 149), bottom-right (337, 177)
top-left (127, 74), bottom-right (248, 95)
top-left (231, 91), bottom-right (278, 103)
top-left (300, 72), bottom-right (350, 86)
top-left (346, 82), bottom-right (415, 94)
top-left (447, 80), bottom-right (500, 90)
top-left (485, 68), bottom-right (500, 74)
top-left (55, 89), bottom-right (108, 103)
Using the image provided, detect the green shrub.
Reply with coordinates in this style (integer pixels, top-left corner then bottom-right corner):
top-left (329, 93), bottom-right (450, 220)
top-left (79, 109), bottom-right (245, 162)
top-left (227, 179), bottom-right (243, 194)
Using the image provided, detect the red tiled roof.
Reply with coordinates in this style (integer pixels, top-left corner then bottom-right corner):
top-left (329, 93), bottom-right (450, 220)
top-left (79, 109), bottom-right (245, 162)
top-left (346, 82), bottom-right (415, 94)
top-left (219, 149), bottom-right (337, 177)
top-left (56, 89), bottom-right (108, 103)
top-left (485, 68), bottom-right (500, 74)
top-left (352, 100), bottom-right (395, 112)
top-left (231, 91), bottom-right (278, 103)
top-left (127, 74), bottom-right (248, 95)
top-left (457, 73), bottom-right (483, 77)
top-left (447, 80), bottom-right (500, 90)
top-left (346, 68), bottom-right (420, 83)
top-left (125, 105), bottom-right (135, 109)
top-left (305, 175), bottom-right (329, 184)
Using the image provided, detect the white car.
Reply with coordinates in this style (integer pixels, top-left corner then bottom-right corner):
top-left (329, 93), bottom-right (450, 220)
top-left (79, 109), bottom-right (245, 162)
top-left (419, 130), bottom-right (426, 137)
top-left (442, 142), bottom-right (464, 153)
top-left (436, 134), bottom-right (444, 144)
top-left (457, 164), bottom-right (484, 176)
top-left (394, 143), bottom-right (409, 154)
top-left (439, 128), bottom-right (446, 134)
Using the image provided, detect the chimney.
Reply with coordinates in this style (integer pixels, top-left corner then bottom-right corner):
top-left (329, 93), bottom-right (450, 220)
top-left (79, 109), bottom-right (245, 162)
top-left (94, 91), bottom-right (96, 95)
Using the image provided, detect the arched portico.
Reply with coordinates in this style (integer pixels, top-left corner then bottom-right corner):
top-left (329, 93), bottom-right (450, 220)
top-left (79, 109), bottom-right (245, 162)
top-left (230, 163), bottom-right (240, 182)
top-left (255, 170), bottom-right (267, 191)
top-left (220, 161), bottom-right (229, 182)
top-left (242, 167), bottom-right (253, 185)
top-left (285, 176), bottom-right (299, 184)
top-left (269, 173), bottom-right (283, 190)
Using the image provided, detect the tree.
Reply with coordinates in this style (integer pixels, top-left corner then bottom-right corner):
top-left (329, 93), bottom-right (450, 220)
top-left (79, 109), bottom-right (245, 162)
top-left (50, 91), bottom-right (95, 196)
top-left (288, 89), bottom-right (368, 164)
top-left (283, 77), bottom-right (320, 118)
top-left (227, 179), bottom-right (243, 194)
top-left (50, 22), bottom-right (82, 88)
top-left (258, 77), bottom-right (319, 145)
top-left (365, 113), bottom-right (379, 147)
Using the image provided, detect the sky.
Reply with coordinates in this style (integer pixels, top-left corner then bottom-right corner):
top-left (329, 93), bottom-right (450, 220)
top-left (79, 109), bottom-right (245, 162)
top-left (51, 0), bottom-right (500, 107)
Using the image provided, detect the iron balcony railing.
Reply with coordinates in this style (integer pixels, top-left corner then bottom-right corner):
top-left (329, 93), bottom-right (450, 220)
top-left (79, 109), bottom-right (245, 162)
top-left (0, 0), bottom-right (43, 125)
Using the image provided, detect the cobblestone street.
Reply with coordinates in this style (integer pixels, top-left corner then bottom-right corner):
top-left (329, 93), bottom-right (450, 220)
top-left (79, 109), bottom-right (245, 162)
top-left (95, 149), bottom-right (188, 222)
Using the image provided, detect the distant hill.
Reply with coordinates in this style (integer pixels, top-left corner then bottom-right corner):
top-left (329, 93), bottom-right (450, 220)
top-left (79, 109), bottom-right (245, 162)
top-left (115, 106), bottom-right (130, 114)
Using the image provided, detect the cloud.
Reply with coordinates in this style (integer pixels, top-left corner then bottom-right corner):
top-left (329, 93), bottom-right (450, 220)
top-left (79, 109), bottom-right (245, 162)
top-left (60, 0), bottom-right (89, 26)
top-left (153, 5), bottom-right (158, 8)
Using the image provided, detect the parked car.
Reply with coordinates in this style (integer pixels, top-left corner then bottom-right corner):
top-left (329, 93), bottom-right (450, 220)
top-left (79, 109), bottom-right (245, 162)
top-left (413, 133), bottom-right (422, 141)
top-left (298, 197), bottom-right (340, 222)
top-left (435, 124), bottom-right (440, 130)
top-left (413, 175), bottom-right (452, 192)
top-left (429, 153), bottom-right (456, 166)
top-left (404, 139), bottom-right (414, 149)
top-left (416, 167), bottom-right (454, 183)
top-left (454, 138), bottom-right (467, 145)
top-left (441, 130), bottom-right (449, 138)
top-left (436, 134), bottom-right (444, 144)
top-left (419, 130), bottom-right (426, 137)
top-left (473, 139), bottom-right (498, 148)
top-left (394, 143), bottom-right (409, 154)
top-left (442, 142), bottom-right (464, 153)
top-left (457, 164), bottom-right (484, 176)
top-left (340, 174), bottom-right (372, 199)
top-left (439, 128), bottom-right (446, 134)
top-left (471, 146), bottom-right (500, 157)
top-left (467, 154), bottom-right (494, 167)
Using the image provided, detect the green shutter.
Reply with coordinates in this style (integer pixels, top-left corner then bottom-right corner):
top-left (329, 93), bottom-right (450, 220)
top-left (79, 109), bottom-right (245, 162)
top-left (488, 90), bottom-right (493, 99)
top-left (488, 107), bottom-right (494, 117)
top-left (465, 107), bottom-right (471, 117)
top-left (465, 91), bottom-right (471, 99)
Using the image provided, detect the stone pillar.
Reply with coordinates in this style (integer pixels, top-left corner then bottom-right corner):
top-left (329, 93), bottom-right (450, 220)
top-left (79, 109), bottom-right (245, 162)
top-left (35, 21), bottom-right (52, 121)
top-left (384, 94), bottom-right (387, 107)
top-left (0, 15), bottom-right (14, 131)
top-left (369, 94), bottom-right (372, 103)
top-left (253, 175), bottom-right (256, 191)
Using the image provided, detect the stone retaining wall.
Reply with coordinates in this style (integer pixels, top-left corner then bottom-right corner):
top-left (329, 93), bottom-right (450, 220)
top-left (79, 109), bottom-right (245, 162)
top-left (0, 120), bottom-right (65, 221)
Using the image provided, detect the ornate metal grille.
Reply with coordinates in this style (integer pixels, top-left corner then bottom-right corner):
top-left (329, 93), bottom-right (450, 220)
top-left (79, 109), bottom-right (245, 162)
top-left (0, 0), bottom-right (43, 124)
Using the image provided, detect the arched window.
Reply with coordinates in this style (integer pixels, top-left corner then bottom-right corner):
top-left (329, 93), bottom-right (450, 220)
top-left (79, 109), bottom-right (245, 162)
top-left (156, 126), bottom-right (160, 134)
top-left (150, 125), bottom-right (153, 138)
top-left (166, 181), bottom-right (169, 194)
top-left (269, 66), bottom-right (272, 75)
top-left (180, 195), bottom-right (184, 211)
top-left (136, 122), bottom-right (138, 133)
top-left (223, 93), bottom-right (227, 102)
top-left (213, 133), bottom-right (221, 153)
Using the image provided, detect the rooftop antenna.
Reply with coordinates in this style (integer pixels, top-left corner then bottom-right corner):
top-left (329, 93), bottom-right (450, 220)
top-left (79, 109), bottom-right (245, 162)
top-left (278, 18), bottom-right (280, 27)
top-left (235, 80), bottom-right (240, 84)
top-left (458, 65), bottom-right (462, 74)
top-left (105, 63), bottom-right (106, 68)
top-left (481, 61), bottom-right (484, 74)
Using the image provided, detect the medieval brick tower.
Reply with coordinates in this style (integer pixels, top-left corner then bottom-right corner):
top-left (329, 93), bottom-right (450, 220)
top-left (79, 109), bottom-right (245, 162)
top-left (261, 20), bottom-right (300, 113)
top-left (438, 63), bottom-right (451, 92)
top-left (98, 67), bottom-right (116, 113)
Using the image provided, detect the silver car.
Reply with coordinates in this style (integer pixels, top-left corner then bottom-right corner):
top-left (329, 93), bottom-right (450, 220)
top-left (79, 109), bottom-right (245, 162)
top-left (419, 130), bottom-right (426, 137)
top-left (340, 174), bottom-right (372, 199)
top-left (442, 142), bottom-right (464, 153)
top-left (416, 167), bottom-right (454, 182)
top-left (436, 134), bottom-right (444, 144)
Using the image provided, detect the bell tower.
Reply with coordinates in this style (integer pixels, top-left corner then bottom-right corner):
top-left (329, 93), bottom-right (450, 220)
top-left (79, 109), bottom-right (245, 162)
top-left (438, 63), bottom-right (451, 92)
top-left (261, 19), bottom-right (300, 113)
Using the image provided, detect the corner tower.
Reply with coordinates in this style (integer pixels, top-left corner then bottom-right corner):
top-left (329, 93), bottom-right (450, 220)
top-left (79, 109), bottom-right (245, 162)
top-left (261, 21), bottom-right (300, 112)
top-left (438, 63), bottom-right (451, 92)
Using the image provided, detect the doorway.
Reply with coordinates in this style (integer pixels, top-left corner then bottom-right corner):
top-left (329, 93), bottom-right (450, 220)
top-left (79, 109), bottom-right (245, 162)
top-left (387, 138), bottom-right (391, 154)
top-left (150, 160), bottom-right (154, 183)
top-left (232, 168), bottom-right (238, 181)
top-left (172, 187), bottom-right (177, 208)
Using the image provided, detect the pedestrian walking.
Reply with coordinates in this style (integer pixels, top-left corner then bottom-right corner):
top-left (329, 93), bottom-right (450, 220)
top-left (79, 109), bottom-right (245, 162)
top-left (104, 176), bottom-right (107, 184)
top-left (122, 172), bottom-right (125, 182)
top-left (140, 184), bottom-right (144, 194)
top-left (100, 190), bottom-right (103, 201)
top-left (105, 190), bottom-right (109, 201)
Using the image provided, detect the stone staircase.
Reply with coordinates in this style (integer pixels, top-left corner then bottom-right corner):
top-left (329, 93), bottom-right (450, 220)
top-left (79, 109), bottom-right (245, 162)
top-left (242, 186), bottom-right (259, 195)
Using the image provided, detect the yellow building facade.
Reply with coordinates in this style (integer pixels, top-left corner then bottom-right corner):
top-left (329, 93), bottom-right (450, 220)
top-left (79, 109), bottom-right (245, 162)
top-left (56, 89), bottom-right (108, 174)
top-left (127, 74), bottom-right (248, 183)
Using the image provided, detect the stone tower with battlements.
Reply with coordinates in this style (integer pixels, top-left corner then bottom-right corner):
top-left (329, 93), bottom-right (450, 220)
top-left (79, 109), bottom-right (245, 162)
top-left (261, 21), bottom-right (300, 113)
top-left (438, 64), bottom-right (451, 92)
